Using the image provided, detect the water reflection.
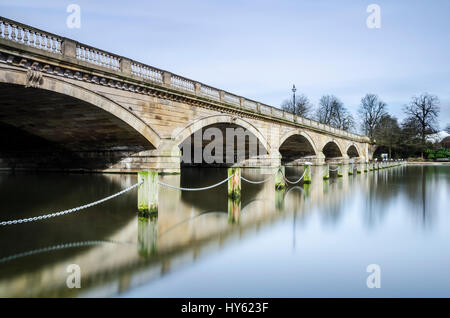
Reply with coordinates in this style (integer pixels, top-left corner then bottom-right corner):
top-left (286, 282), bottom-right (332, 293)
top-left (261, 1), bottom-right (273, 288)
top-left (0, 164), bottom-right (448, 297)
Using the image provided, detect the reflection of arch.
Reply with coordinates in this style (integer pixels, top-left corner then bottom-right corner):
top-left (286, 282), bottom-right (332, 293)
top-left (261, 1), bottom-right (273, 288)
top-left (0, 67), bottom-right (161, 148)
top-left (279, 129), bottom-right (318, 154)
top-left (346, 144), bottom-right (360, 158)
top-left (173, 114), bottom-right (271, 152)
top-left (322, 139), bottom-right (344, 158)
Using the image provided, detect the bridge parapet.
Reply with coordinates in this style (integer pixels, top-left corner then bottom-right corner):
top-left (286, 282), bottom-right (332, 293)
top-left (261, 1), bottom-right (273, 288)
top-left (0, 16), bottom-right (370, 144)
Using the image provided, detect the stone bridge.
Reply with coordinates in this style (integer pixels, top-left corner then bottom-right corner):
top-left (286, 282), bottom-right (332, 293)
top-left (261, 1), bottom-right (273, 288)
top-left (0, 17), bottom-right (372, 173)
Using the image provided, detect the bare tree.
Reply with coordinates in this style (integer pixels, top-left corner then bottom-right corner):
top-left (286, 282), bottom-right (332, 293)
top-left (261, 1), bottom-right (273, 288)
top-left (374, 114), bottom-right (401, 159)
top-left (315, 95), bottom-right (355, 132)
top-left (403, 93), bottom-right (440, 158)
top-left (358, 93), bottom-right (387, 140)
top-left (280, 94), bottom-right (312, 118)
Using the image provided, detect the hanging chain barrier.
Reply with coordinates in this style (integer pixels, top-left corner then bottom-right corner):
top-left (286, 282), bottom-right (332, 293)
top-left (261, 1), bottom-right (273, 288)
top-left (158, 174), bottom-right (234, 191)
top-left (280, 168), bottom-right (308, 184)
top-left (241, 170), bottom-right (277, 184)
top-left (0, 180), bottom-right (143, 226)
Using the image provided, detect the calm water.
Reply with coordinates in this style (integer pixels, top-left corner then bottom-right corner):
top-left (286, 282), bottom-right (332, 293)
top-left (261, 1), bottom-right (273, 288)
top-left (0, 165), bottom-right (448, 297)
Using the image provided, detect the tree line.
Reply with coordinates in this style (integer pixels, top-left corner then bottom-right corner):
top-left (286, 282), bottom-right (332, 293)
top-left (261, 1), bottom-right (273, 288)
top-left (280, 92), bottom-right (448, 159)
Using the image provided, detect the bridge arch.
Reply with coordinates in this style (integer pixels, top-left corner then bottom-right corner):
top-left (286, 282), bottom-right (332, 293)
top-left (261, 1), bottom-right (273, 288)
top-left (173, 114), bottom-right (270, 152)
top-left (346, 143), bottom-right (360, 158)
top-left (173, 114), bottom-right (271, 167)
top-left (278, 129), bottom-right (318, 164)
top-left (322, 139), bottom-right (344, 159)
top-left (0, 67), bottom-right (162, 149)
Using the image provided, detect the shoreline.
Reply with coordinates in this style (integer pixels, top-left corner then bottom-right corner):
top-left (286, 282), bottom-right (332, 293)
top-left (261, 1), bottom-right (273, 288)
top-left (407, 161), bottom-right (450, 165)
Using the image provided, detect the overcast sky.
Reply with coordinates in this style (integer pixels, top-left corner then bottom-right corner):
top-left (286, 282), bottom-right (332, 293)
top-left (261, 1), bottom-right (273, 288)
top-left (2, 0), bottom-right (449, 133)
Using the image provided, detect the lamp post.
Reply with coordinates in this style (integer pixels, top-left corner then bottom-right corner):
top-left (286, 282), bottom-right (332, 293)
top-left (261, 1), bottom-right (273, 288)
top-left (292, 84), bottom-right (296, 112)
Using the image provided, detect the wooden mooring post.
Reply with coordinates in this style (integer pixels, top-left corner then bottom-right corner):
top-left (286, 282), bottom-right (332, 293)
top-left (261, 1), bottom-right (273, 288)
top-left (275, 166), bottom-right (286, 189)
top-left (138, 170), bottom-right (158, 215)
top-left (227, 167), bottom-right (241, 200)
top-left (304, 163), bottom-right (312, 184)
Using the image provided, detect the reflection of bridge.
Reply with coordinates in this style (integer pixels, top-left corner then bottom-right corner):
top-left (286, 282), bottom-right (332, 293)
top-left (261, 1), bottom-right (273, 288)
top-left (0, 17), bottom-right (372, 173)
top-left (0, 165), bottom-right (392, 297)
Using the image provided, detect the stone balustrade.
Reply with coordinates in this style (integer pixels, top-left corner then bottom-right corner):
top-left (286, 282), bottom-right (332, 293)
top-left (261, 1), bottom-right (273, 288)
top-left (0, 16), bottom-right (369, 143)
top-left (0, 18), bottom-right (62, 54)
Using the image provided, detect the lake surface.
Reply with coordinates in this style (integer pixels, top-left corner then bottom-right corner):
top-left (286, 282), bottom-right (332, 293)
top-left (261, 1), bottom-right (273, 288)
top-left (0, 164), bottom-right (448, 297)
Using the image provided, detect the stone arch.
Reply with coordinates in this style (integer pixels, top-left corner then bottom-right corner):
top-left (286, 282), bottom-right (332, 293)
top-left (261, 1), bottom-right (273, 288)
top-left (278, 129), bottom-right (318, 154)
top-left (346, 143), bottom-right (361, 158)
top-left (173, 114), bottom-right (271, 153)
top-left (278, 129), bottom-right (318, 164)
top-left (0, 67), bottom-right (161, 148)
top-left (322, 139), bottom-right (345, 158)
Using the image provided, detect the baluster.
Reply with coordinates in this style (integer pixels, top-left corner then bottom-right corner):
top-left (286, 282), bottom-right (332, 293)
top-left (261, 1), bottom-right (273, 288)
top-left (0, 21), bottom-right (3, 38)
top-left (46, 35), bottom-right (51, 51)
top-left (17, 26), bottom-right (23, 42)
top-left (87, 48), bottom-right (91, 62)
top-left (28, 30), bottom-right (35, 46)
top-left (10, 24), bottom-right (17, 41)
top-left (51, 37), bottom-right (56, 53)
top-left (41, 34), bottom-right (47, 50)
top-left (35, 32), bottom-right (41, 48)
top-left (4, 22), bottom-right (9, 39)
top-left (57, 39), bottom-right (62, 53)
top-left (23, 29), bottom-right (29, 45)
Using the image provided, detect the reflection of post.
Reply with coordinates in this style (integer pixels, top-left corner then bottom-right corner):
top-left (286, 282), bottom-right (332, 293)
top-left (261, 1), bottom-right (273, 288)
top-left (304, 164), bottom-right (312, 184)
top-left (275, 166), bottom-right (286, 189)
top-left (356, 163), bottom-right (361, 174)
top-left (364, 162), bottom-right (368, 173)
top-left (275, 189), bottom-right (285, 211)
top-left (348, 163), bottom-right (354, 176)
top-left (303, 183), bottom-right (311, 199)
top-left (323, 164), bottom-right (330, 180)
top-left (228, 167), bottom-right (241, 199)
top-left (138, 215), bottom-right (158, 257)
top-left (323, 178), bottom-right (329, 194)
top-left (227, 197), bottom-right (241, 224)
top-left (338, 163), bottom-right (343, 177)
top-left (138, 170), bottom-right (158, 216)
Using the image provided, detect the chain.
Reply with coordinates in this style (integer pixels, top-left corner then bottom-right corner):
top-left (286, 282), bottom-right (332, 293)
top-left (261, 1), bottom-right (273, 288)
top-left (158, 174), bottom-right (233, 191)
top-left (0, 240), bottom-right (135, 263)
top-left (241, 171), bottom-right (276, 184)
top-left (281, 168), bottom-right (307, 184)
top-left (0, 180), bottom-right (143, 226)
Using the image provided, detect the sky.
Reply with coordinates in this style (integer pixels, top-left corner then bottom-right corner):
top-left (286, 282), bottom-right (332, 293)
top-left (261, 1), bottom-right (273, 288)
top-left (1, 0), bottom-right (449, 134)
